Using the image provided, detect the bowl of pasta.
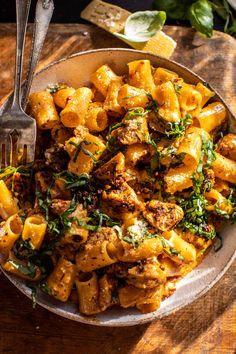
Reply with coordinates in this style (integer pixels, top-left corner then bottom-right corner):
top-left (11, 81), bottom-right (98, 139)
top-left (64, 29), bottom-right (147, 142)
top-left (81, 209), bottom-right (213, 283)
top-left (0, 48), bottom-right (235, 326)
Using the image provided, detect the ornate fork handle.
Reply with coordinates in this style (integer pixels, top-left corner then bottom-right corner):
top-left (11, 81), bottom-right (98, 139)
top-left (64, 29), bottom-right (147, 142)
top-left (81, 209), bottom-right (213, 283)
top-left (11, 0), bottom-right (31, 113)
top-left (21, 0), bottom-right (54, 110)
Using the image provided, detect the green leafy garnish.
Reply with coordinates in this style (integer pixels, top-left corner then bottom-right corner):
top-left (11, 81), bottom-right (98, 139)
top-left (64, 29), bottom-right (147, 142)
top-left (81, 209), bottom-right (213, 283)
top-left (188, 0), bottom-right (214, 38)
top-left (114, 11), bottom-right (166, 43)
top-left (36, 189), bottom-right (52, 222)
top-left (174, 83), bottom-right (182, 94)
top-left (165, 114), bottom-right (193, 138)
top-left (191, 137), bottom-right (216, 193)
top-left (146, 94), bottom-right (159, 112)
top-left (40, 282), bottom-right (52, 294)
top-left (153, 0), bottom-right (193, 20)
top-left (126, 107), bottom-right (149, 118)
top-left (8, 260), bottom-right (37, 278)
top-left (29, 286), bottom-right (37, 309)
top-left (55, 171), bottom-right (90, 190)
top-left (178, 135), bottom-right (217, 239)
top-left (153, 0), bottom-right (236, 36)
top-left (106, 122), bottom-right (125, 153)
top-left (146, 134), bottom-right (177, 171)
top-left (48, 194), bottom-right (78, 236)
top-left (69, 140), bottom-right (98, 163)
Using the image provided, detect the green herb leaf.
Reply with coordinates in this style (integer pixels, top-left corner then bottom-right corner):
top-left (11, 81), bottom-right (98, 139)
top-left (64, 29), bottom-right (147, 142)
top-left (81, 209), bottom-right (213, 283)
top-left (55, 171), bottom-right (90, 190)
top-left (174, 83), bottom-right (182, 94)
top-left (114, 10), bottom-right (166, 43)
top-left (153, 0), bottom-right (194, 20)
top-left (165, 114), bottom-right (193, 138)
top-left (187, 0), bottom-right (214, 38)
top-left (8, 260), bottom-right (37, 278)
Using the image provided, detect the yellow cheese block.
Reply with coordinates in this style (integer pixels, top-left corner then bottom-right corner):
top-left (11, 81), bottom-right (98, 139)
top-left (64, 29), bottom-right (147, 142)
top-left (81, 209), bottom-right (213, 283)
top-left (81, 0), bottom-right (176, 58)
top-left (131, 31), bottom-right (176, 58)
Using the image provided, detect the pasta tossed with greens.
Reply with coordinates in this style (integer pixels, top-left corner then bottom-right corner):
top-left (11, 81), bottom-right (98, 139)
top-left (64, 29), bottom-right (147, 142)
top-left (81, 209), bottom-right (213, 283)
top-left (0, 59), bottom-right (235, 315)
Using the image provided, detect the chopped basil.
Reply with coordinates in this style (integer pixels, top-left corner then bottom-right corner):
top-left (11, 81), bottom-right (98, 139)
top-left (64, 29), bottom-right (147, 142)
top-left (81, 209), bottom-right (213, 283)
top-left (165, 114), bottom-right (193, 138)
top-left (8, 260), bottom-right (37, 278)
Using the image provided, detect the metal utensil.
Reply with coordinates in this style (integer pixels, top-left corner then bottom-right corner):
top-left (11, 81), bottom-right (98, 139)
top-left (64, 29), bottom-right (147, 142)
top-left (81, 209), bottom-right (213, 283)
top-left (0, 0), bottom-right (35, 167)
top-left (0, 0), bottom-right (54, 167)
top-left (22, 0), bottom-right (54, 109)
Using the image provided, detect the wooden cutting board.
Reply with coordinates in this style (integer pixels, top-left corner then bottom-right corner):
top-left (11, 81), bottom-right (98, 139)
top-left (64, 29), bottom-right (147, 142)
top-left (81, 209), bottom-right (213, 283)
top-left (0, 23), bottom-right (235, 354)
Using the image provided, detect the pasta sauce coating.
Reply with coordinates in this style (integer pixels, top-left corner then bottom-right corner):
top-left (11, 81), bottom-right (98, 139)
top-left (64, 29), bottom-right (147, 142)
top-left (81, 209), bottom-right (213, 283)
top-left (1, 60), bottom-right (235, 316)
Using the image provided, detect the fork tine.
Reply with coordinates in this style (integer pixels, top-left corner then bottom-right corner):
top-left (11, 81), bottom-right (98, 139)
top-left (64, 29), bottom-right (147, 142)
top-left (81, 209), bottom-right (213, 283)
top-left (5, 140), bottom-right (12, 167)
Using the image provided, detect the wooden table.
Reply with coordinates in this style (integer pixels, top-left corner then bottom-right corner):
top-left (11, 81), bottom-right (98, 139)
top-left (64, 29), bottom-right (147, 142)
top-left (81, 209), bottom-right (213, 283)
top-left (0, 24), bottom-right (235, 354)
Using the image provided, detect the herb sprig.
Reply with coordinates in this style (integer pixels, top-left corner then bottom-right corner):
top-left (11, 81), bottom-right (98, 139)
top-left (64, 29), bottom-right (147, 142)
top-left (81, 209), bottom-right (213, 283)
top-left (178, 136), bottom-right (217, 239)
top-left (165, 114), bottom-right (193, 139)
top-left (153, 0), bottom-right (236, 37)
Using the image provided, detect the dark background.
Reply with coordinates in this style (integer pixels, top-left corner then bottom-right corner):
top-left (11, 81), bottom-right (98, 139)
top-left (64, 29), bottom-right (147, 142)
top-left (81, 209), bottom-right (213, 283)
top-left (0, 0), bottom-right (234, 33)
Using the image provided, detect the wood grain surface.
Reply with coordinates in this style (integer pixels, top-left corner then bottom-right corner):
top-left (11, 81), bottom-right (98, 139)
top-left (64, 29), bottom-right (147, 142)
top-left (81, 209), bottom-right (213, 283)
top-left (0, 23), bottom-right (235, 354)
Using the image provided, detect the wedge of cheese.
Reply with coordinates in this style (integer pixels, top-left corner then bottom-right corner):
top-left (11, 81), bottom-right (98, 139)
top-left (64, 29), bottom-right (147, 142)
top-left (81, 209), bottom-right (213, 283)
top-left (81, 0), bottom-right (176, 58)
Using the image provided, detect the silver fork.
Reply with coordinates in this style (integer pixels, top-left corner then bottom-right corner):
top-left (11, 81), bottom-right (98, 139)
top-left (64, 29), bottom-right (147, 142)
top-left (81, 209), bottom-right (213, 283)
top-left (0, 0), bottom-right (54, 167)
top-left (22, 0), bottom-right (54, 110)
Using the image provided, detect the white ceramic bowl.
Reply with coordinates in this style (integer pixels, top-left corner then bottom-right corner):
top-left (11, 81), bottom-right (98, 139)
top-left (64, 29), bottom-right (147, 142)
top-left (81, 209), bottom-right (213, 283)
top-left (1, 49), bottom-right (235, 326)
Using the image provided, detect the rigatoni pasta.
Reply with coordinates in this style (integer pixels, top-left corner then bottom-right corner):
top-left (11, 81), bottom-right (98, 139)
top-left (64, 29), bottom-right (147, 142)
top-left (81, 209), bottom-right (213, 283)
top-left (1, 59), bottom-right (235, 317)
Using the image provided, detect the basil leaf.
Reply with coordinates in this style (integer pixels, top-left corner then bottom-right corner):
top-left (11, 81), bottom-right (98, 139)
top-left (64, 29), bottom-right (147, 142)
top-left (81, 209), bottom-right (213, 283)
top-left (115, 10), bottom-right (166, 43)
top-left (187, 0), bottom-right (214, 38)
top-left (153, 0), bottom-right (194, 20)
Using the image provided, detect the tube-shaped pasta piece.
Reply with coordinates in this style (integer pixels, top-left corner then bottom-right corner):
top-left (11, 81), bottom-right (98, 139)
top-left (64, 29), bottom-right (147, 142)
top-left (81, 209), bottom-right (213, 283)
top-left (197, 102), bottom-right (227, 132)
top-left (164, 165), bottom-right (194, 194)
top-left (128, 60), bottom-right (155, 93)
top-left (68, 134), bottom-right (106, 175)
top-left (152, 81), bottom-right (181, 122)
top-left (119, 238), bottom-right (163, 262)
top-left (85, 102), bottom-right (108, 132)
top-left (22, 214), bottom-right (47, 249)
top-left (91, 64), bottom-right (120, 97)
top-left (212, 152), bottom-right (236, 184)
top-left (76, 240), bottom-right (118, 272)
top-left (205, 189), bottom-right (233, 214)
top-left (153, 67), bottom-right (178, 85)
top-left (177, 82), bottom-right (202, 116)
top-left (117, 84), bottom-right (149, 109)
top-left (47, 257), bottom-right (76, 302)
top-left (177, 127), bottom-right (202, 167)
top-left (104, 78), bottom-right (124, 114)
top-left (60, 87), bottom-right (93, 128)
top-left (98, 274), bottom-right (115, 311)
top-left (163, 230), bottom-right (197, 263)
top-left (195, 82), bottom-right (215, 107)
top-left (28, 91), bottom-right (59, 129)
top-left (119, 284), bottom-right (163, 313)
top-left (2, 252), bottom-right (41, 281)
top-left (0, 214), bottom-right (23, 255)
top-left (75, 272), bottom-right (100, 315)
top-left (53, 87), bottom-right (76, 108)
top-left (63, 203), bottom-right (89, 247)
top-left (0, 180), bottom-right (19, 220)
